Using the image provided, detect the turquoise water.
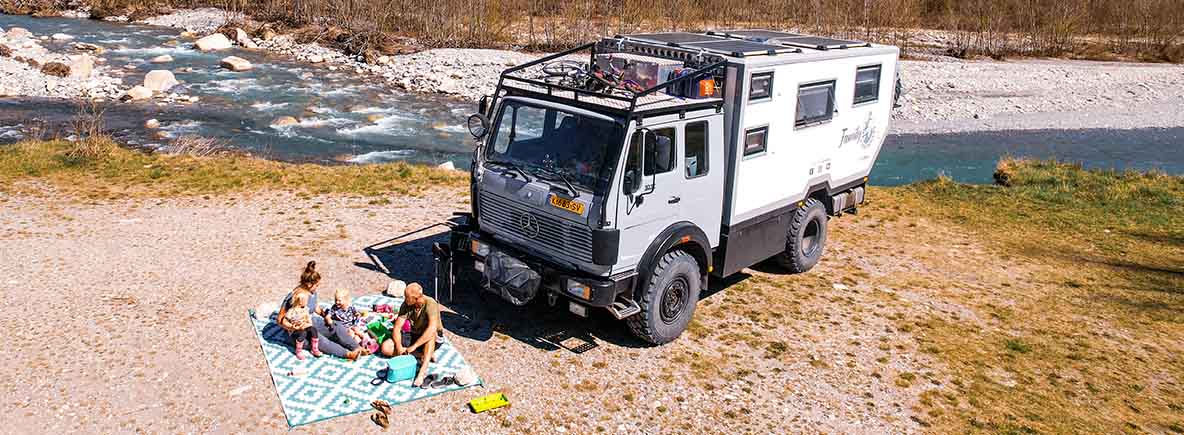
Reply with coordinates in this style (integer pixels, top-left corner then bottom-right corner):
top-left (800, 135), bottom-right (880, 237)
top-left (2, 14), bottom-right (1182, 185)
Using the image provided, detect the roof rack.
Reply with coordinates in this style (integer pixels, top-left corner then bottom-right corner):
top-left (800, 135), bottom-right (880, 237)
top-left (493, 42), bottom-right (726, 118)
top-left (708, 29), bottom-right (871, 51)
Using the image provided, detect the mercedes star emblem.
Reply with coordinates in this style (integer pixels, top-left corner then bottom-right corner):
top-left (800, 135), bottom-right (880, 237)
top-left (518, 213), bottom-right (541, 238)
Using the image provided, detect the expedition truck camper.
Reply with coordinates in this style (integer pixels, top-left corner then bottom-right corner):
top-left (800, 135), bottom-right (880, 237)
top-left (450, 30), bottom-right (900, 344)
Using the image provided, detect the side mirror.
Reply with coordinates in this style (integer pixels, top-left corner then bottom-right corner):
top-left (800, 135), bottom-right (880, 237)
top-left (478, 96), bottom-right (490, 116)
top-left (467, 113), bottom-right (489, 139)
top-left (623, 168), bottom-right (639, 194)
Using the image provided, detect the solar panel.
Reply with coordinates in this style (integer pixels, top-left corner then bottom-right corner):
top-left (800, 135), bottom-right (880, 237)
top-left (776, 36), bottom-right (866, 50)
top-left (712, 29), bottom-right (804, 42)
top-left (624, 32), bottom-right (726, 46)
top-left (682, 39), bottom-right (797, 57)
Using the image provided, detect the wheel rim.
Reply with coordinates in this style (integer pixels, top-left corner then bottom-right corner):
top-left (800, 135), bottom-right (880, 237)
top-left (659, 277), bottom-right (689, 324)
top-left (801, 218), bottom-right (821, 257)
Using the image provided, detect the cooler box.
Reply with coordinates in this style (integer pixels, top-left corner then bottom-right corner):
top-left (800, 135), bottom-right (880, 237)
top-left (386, 355), bottom-right (419, 382)
top-left (595, 53), bottom-right (682, 90)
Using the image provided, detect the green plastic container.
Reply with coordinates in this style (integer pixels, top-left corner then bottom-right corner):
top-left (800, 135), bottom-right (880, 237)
top-left (386, 355), bottom-right (418, 382)
top-left (367, 319), bottom-right (392, 345)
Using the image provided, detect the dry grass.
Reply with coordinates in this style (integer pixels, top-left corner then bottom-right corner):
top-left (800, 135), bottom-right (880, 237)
top-left (0, 139), bottom-right (467, 198)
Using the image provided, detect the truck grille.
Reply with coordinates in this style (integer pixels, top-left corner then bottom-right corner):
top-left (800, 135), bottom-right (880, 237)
top-left (479, 191), bottom-right (594, 263)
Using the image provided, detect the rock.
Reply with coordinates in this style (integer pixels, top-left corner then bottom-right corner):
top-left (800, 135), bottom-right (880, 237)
top-left (234, 28), bottom-right (257, 49)
top-left (219, 56), bottom-right (252, 71)
top-left (143, 70), bottom-right (179, 92)
top-left (5, 27), bottom-right (31, 39)
top-left (150, 54), bottom-right (174, 63)
top-left (68, 54), bottom-right (94, 78)
top-left (51, 33), bottom-right (74, 41)
top-left (144, 119), bottom-right (161, 129)
top-left (40, 62), bottom-right (70, 78)
top-left (260, 28), bottom-right (278, 41)
top-left (307, 55), bottom-right (324, 64)
top-left (179, 31), bottom-right (197, 39)
top-left (73, 42), bottom-right (104, 54)
top-left (123, 64), bottom-right (138, 70)
top-left (0, 45), bottom-right (11, 57)
top-left (365, 114), bottom-right (384, 123)
top-left (124, 85), bottom-right (153, 101)
top-left (194, 33), bottom-right (232, 51)
top-left (187, 95), bottom-right (200, 103)
top-left (162, 40), bottom-right (178, 47)
top-left (377, 55), bottom-right (390, 65)
top-left (271, 116), bottom-right (299, 127)
top-left (437, 161), bottom-right (456, 171)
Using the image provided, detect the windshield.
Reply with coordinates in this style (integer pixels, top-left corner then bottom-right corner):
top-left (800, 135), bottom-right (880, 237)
top-left (485, 100), bottom-right (624, 194)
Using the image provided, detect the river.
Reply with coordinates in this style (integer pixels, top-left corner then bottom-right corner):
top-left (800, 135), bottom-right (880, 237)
top-left (2, 14), bottom-right (1182, 185)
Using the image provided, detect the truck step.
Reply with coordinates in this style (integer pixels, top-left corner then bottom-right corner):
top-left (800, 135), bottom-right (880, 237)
top-left (606, 299), bottom-right (642, 319)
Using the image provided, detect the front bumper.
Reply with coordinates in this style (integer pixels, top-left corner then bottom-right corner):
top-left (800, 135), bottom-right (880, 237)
top-left (460, 230), bottom-right (634, 308)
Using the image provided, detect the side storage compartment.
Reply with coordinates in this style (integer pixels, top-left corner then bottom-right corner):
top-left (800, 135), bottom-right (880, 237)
top-left (713, 208), bottom-right (791, 277)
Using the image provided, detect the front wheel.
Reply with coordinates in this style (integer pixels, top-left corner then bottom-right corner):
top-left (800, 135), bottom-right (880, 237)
top-left (776, 197), bottom-right (828, 273)
top-left (627, 250), bottom-right (701, 345)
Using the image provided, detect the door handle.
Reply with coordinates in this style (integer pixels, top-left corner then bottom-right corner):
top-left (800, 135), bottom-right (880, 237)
top-left (668, 196), bottom-right (681, 204)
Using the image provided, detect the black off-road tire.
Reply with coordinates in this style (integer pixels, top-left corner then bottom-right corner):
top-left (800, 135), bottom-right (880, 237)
top-left (776, 197), bottom-right (828, 273)
top-left (627, 250), bottom-right (701, 345)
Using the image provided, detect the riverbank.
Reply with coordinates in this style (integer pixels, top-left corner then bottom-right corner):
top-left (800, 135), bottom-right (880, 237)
top-left (1, 141), bottom-right (1180, 433)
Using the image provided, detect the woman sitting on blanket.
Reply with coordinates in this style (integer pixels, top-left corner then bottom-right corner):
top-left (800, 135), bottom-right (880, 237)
top-left (276, 261), bottom-right (371, 361)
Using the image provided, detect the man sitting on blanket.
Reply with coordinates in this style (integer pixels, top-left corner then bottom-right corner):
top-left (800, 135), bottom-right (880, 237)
top-left (381, 282), bottom-right (444, 387)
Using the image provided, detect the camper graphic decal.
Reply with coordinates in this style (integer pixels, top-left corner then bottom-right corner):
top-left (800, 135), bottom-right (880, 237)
top-left (840, 113), bottom-right (878, 149)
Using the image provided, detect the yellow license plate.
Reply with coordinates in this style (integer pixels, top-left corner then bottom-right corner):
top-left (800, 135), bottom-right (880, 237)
top-left (549, 195), bottom-right (586, 215)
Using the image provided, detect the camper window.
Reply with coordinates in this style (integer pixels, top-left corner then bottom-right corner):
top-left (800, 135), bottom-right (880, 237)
top-left (627, 127), bottom-right (677, 176)
top-left (749, 72), bottom-right (774, 101)
top-left (743, 126), bottom-right (768, 157)
top-left (854, 65), bottom-right (881, 105)
top-left (795, 80), bottom-right (836, 128)
top-left (684, 121), bottom-right (709, 178)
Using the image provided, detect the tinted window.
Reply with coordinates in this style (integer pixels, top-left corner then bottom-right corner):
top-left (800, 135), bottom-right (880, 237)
top-left (684, 121), bottom-right (708, 178)
top-left (796, 80), bottom-right (835, 127)
top-left (743, 126), bottom-right (767, 156)
top-left (750, 72), bottom-right (773, 100)
top-left (854, 65), bottom-right (881, 104)
top-left (486, 101), bottom-right (624, 194)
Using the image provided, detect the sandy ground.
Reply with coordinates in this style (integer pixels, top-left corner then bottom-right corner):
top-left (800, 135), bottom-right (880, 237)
top-left (0, 181), bottom-right (1020, 434)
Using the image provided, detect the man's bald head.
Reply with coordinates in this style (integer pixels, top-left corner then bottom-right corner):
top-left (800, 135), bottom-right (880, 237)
top-left (404, 282), bottom-right (425, 306)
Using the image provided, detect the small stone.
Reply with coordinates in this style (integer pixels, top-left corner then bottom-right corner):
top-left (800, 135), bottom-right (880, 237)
top-left (143, 70), bottom-right (179, 92)
top-left (832, 283), bottom-right (849, 291)
top-left (51, 33), bottom-right (74, 41)
top-left (144, 119), bottom-right (161, 129)
top-left (436, 161), bottom-right (456, 171)
top-left (234, 28), bottom-right (258, 49)
top-left (124, 85), bottom-right (153, 101)
top-left (365, 114), bottom-right (384, 123)
top-left (308, 55), bottom-right (324, 64)
top-left (219, 56), bottom-right (253, 72)
top-left (271, 116), bottom-right (299, 127)
top-left (40, 62), bottom-right (70, 78)
top-left (150, 54), bottom-right (174, 63)
top-left (5, 27), bottom-right (31, 39)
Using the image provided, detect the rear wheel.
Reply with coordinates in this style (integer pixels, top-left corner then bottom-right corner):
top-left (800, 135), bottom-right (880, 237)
top-left (627, 250), bottom-right (701, 345)
top-left (776, 197), bottom-right (828, 273)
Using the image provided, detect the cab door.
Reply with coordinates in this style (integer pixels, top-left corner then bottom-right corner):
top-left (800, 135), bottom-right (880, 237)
top-left (677, 114), bottom-right (725, 248)
top-left (614, 121), bottom-right (683, 268)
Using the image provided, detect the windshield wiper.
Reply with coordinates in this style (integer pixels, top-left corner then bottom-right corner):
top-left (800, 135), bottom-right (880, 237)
top-left (535, 167), bottom-right (581, 198)
top-left (485, 159), bottom-right (531, 182)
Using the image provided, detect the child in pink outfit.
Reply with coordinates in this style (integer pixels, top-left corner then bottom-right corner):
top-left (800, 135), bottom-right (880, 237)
top-left (284, 292), bottom-right (323, 360)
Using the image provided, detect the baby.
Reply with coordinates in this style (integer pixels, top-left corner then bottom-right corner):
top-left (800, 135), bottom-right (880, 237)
top-left (285, 292), bottom-right (322, 360)
top-left (326, 288), bottom-right (375, 353)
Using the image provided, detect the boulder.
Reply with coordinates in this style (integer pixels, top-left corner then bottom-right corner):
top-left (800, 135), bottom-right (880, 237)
top-left (0, 45), bottom-right (11, 57)
top-left (307, 55), bottom-right (324, 64)
top-left (194, 33), bottom-right (232, 51)
top-left (234, 28), bottom-right (257, 49)
top-left (436, 161), bottom-right (456, 171)
top-left (219, 56), bottom-right (252, 71)
top-left (150, 54), bottom-right (173, 63)
top-left (365, 114), bottom-right (384, 123)
top-left (51, 33), bottom-right (74, 41)
top-left (144, 119), bottom-right (161, 129)
top-left (73, 42), bottom-right (104, 54)
top-left (6, 27), bottom-right (31, 39)
top-left (143, 70), bottom-right (179, 92)
top-left (124, 85), bottom-right (153, 101)
top-left (40, 62), bottom-right (70, 78)
top-left (68, 54), bottom-right (94, 78)
top-left (271, 116), bottom-right (299, 127)
top-left (260, 28), bottom-right (278, 41)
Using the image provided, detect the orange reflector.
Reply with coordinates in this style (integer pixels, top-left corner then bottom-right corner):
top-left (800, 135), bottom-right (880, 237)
top-left (697, 79), bottom-right (715, 97)
top-left (679, 235), bottom-right (692, 243)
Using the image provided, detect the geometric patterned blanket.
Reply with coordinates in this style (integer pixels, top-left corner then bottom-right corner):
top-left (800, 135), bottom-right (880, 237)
top-left (248, 293), bottom-right (482, 427)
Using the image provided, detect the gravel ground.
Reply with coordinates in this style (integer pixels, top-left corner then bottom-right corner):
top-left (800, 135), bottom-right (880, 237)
top-left (0, 27), bottom-right (125, 99)
top-left (0, 182), bottom-right (994, 434)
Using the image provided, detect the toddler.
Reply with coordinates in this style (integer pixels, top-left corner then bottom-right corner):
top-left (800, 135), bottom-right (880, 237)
top-left (285, 292), bottom-right (322, 360)
top-left (327, 288), bottom-right (376, 352)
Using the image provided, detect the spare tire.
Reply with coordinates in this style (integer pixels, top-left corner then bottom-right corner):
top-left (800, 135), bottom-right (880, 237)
top-left (775, 198), bottom-right (828, 273)
top-left (483, 252), bottom-right (540, 306)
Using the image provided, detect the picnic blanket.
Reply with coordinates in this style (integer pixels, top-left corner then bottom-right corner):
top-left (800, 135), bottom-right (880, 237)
top-left (248, 293), bottom-right (481, 427)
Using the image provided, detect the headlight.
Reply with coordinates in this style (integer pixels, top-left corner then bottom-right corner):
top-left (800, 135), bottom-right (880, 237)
top-left (566, 279), bottom-right (591, 300)
top-left (470, 239), bottom-right (490, 257)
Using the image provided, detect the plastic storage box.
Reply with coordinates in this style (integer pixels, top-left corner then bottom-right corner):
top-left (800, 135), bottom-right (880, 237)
top-left (386, 355), bottom-right (419, 382)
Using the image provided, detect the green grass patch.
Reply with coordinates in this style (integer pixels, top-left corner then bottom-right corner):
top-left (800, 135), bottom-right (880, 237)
top-left (0, 138), bottom-right (467, 198)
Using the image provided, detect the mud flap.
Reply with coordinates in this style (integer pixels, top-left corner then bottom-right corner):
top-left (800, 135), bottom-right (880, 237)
top-left (483, 251), bottom-right (541, 306)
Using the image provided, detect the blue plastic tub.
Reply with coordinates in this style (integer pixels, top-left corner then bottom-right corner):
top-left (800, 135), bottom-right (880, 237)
top-left (386, 355), bottom-right (418, 382)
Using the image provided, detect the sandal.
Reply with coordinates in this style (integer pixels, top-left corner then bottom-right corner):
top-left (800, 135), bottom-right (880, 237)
top-left (418, 373), bottom-right (438, 389)
top-left (370, 412), bottom-right (389, 429)
top-left (430, 375), bottom-right (456, 388)
top-left (371, 400), bottom-right (392, 416)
